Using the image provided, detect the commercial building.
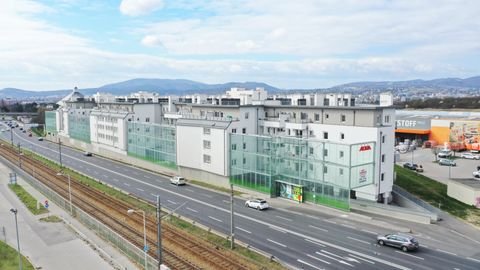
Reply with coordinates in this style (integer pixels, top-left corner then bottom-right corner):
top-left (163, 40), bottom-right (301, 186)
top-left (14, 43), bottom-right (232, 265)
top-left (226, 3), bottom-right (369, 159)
top-left (45, 88), bottom-right (395, 210)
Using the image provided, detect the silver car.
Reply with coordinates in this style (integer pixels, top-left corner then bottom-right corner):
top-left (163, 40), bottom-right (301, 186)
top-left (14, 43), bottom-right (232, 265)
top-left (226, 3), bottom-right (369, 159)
top-left (377, 233), bottom-right (419, 252)
top-left (461, 152), bottom-right (480, 160)
top-left (438, 158), bottom-right (456, 166)
top-left (245, 199), bottom-right (269, 210)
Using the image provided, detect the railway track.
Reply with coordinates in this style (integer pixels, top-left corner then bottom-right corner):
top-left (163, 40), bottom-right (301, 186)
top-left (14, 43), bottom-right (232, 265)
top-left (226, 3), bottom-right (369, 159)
top-left (0, 143), bottom-right (259, 270)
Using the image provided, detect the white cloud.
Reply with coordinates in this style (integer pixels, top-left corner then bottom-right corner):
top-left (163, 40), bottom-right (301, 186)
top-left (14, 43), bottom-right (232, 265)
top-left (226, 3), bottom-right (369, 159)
top-left (141, 35), bottom-right (163, 47)
top-left (119, 0), bottom-right (164, 16)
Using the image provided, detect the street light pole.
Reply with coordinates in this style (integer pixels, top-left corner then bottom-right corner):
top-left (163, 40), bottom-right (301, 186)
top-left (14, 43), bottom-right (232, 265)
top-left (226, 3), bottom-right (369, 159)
top-left (10, 127), bottom-right (14, 146)
top-left (230, 184), bottom-right (235, 249)
top-left (156, 195), bottom-right (162, 268)
top-left (58, 138), bottom-right (63, 168)
top-left (57, 173), bottom-right (73, 215)
top-left (128, 209), bottom-right (147, 270)
top-left (10, 208), bottom-right (22, 270)
top-left (411, 148), bottom-right (414, 164)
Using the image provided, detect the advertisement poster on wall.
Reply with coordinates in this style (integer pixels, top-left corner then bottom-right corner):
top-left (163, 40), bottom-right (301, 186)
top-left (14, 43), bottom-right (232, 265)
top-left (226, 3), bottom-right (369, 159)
top-left (278, 182), bottom-right (303, 202)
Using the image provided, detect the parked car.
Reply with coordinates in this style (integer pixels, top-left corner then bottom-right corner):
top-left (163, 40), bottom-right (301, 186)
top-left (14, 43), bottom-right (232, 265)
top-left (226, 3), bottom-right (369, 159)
top-left (460, 152), bottom-right (480, 160)
top-left (473, 171), bottom-right (480, 178)
top-left (83, 151), bottom-right (92, 156)
top-left (402, 163), bottom-right (423, 172)
top-left (377, 233), bottom-right (419, 252)
top-left (437, 149), bottom-right (453, 158)
top-left (438, 158), bottom-right (456, 166)
top-left (37, 137), bottom-right (44, 141)
top-left (170, 176), bottom-right (186, 186)
top-left (245, 199), bottom-right (269, 210)
top-left (28, 133), bottom-right (32, 137)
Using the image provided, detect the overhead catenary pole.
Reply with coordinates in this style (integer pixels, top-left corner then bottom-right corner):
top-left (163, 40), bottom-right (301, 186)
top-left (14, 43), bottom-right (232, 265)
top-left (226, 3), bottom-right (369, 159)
top-left (10, 128), bottom-right (13, 145)
top-left (10, 208), bottom-right (22, 270)
top-left (58, 138), bottom-right (63, 168)
top-left (230, 183), bottom-right (235, 249)
top-left (156, 195), bottom-right (162, 268)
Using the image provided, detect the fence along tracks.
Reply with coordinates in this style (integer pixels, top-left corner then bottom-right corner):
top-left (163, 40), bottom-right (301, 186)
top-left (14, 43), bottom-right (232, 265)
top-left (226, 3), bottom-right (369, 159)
top-left (0, 143), bottom-right (257, 270)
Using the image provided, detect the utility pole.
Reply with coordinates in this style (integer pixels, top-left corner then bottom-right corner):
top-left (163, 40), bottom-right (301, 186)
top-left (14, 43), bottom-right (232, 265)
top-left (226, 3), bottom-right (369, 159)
top-left (156, 195), bottom-right (162, 268)
top-left (10, 208), bottom-right (22, 270)
top-left (230, 184), bottom-right (235, 249)
top-left (58, 138), bottom-right (63, 168)
top-left (10, 128), bottom-right (13, 146)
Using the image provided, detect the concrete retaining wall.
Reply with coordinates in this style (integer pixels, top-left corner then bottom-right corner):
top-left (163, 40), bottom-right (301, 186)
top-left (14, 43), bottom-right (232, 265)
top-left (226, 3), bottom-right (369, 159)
top-left (351, 200), bottom-right (432, 224)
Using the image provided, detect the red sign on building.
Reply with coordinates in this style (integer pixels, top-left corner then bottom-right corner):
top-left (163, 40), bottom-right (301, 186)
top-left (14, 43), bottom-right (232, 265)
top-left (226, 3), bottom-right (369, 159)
top-left (359, 145), bottom-right (371, 151)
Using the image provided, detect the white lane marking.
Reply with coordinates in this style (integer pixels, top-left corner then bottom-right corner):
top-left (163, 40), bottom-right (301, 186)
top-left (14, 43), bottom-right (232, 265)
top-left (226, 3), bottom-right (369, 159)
top-left (167, 200), bottom-right (177, 205)
top-left (151, 193), bottom-right (157, 197)
top-left (86, 168), bottom-right (91, 171)
top-left (361, 229), bottom-right (377, 235)
top-left (436, 249), bottom-right (457, 256)
top-left (18, 136), bottom-right (411, 270)
top-left (267, 239), bottom-right (287, 248)
top-left (275, 215), bottom-right (292, 222)
top-left (422, 244), bottom-right (429, 248)
top-left (136, 188), bottom-right (144, 192)
top-left (340, 223), bottom-right (356, 229)
top-left (235, 227), bottom-right (251, 234)
top-left (201, 193), bottom-right (212, 198)
top-left (123, 183), bottom-right (130, 187)
top-left (79, 165), bottom-right (83, 168)
top-left (297, 259), bottom-right (324, 270)
top-left (306, 254), bottom-right (331, 265)
top-left (144, 175), bottom-right (151, 179)
top-left (309, 225), bottom-right (328, 232)
top-left (321, 250), bottom-right (354, 267)
top-left (208, 216), bottom-right (223, 223)
top-left (185, 188), bottom-right (194, 192)
top-left (450, 230), bottom-right (480, 245)
top-left (349, 254), bottom-right (375, 264)
top-left (112, 178), bottom-right (119, 182)
top-left (324, 220), bottom-right (337, 224)
top-left (347, 236), bottom-right (371, 245)
top-left (103, 174), bottom-right (108, 178)
top-left (186, 207), bottom-right (198, 213)
top-left (315, 251), bottom-right (353, 267)
top-left (269, 226), bottom-right (287, 234)
top-left (395, 251), bottom-right (424, 260)
top-left (467, 257), bottom-right (480, 263)
top-left (222, 200), bottom-right (229, 204)
top-left (305, 238), bottom-right (326, 247)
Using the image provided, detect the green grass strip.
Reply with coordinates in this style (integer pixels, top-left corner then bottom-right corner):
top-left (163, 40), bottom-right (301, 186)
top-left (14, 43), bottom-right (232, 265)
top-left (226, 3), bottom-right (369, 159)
top-left (395, 165), bottom-right (480, 226)
top-left (39, 215), bottom-right (62, 223)
top-left (8, 184), bottom-right (48, 215)
top-left (0, 240), bottom-right (35, 270)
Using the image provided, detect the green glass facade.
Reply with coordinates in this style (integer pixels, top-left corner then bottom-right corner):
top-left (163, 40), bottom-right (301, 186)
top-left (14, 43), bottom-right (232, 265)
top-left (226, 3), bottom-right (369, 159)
top-left (68, 113), bottom-right (91, 143)
top-left (127, 122), bottom-right (177, 169)
top-left (229, 134), bottom-right (376, 210)
top-left (45, 111), bottom-right (57, 134)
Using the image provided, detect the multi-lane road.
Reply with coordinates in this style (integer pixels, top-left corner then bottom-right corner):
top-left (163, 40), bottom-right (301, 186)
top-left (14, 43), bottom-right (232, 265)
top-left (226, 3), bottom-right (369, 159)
top-left (2, 125), bottom-right (480, 270)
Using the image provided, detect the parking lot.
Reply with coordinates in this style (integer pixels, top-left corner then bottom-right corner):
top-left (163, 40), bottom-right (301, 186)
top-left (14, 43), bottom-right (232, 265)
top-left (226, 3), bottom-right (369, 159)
top-left (396, 148), bottom-right (480, 184)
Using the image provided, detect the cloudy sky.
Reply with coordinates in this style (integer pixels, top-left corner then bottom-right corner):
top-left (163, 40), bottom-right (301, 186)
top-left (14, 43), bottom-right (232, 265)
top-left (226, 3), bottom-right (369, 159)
top-left (1, 0), bottom-right (479, 90)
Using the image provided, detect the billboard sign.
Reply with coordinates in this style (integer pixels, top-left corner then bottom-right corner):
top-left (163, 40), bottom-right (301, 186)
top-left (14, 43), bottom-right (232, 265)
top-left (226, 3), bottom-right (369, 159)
top-left (278, 181), bottom-right (303, 203)
top-left (395, 116), bottom-right (431, 130)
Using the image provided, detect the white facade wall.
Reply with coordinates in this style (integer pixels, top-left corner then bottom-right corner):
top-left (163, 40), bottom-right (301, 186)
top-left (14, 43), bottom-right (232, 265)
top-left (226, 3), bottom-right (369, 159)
top-left (177, 125), bottom-right (229, 176)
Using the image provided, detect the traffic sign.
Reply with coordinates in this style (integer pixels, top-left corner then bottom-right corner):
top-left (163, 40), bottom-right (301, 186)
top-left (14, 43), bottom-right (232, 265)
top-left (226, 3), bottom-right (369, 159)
top-left (44, 200), bottom-right (49, 209)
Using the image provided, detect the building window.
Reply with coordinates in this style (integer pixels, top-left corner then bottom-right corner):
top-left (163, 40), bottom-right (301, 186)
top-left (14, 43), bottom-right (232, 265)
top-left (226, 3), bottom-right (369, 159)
top-left (340, 133), bottom-right (345, 140)
top-left (309, 147), bottom-right (314, 155)
top-left (203, 154), bottom-right (211, 164)
top-left (309, 163), bottom-right (313, 171)
top-left (245, 112), bottom-right (249, 119)
top-left (323, 132), bottom-right (328, 139)
top-left (323, 149), bottom-right (328, 157)
top-left (340, 151), bottom-right (344, 158)
top-left (323, 166), bottom-right (328, 173)
top-left (384, 115), bottom-right (390, 123)
top-left (243, 143), bottom-right (246, 149)
top-left (203, 127), bottom-right (211, 135)
top-left (314, 113), bottom-right (320, 121)
top-left (242, 128), bottom-right (246, 134)
top-left (382, 154), bottom-right (385, 162)
top-left (146, 117), bottom-right (150, 122)
top-left (243, 157), bottom-right (246, 164)
top-left (382, 135), bottom-right (386, 143)
top-left (231, 159), bottom-right (237, 166)
top-left (231, 144), bottom-right (237, 150)
top-left (325, 114), bottom-right (329, 119)
top-left (341, 114), bottom-right (346, 122)
top-left (381, 173), bottom-right (385, 181)
top-left (339, 168), bottom-right (344, 175)
top-left (203, 140), bottom-right (211, 149)
top-left (232, 128), bottom-right (236, 133)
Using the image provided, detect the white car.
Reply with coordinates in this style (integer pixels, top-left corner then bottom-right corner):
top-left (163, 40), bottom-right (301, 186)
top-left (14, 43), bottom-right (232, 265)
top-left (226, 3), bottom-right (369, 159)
top-left (473, 171), bottom-right (480, 178)
top-left (170, 176), bottom-right (186, 186)
top-left (461, 152), bottom-right (480, 160)
top-left (245, 199), bottom-right (269, 210)
top-left (437, 149), bottom-right (453, 158)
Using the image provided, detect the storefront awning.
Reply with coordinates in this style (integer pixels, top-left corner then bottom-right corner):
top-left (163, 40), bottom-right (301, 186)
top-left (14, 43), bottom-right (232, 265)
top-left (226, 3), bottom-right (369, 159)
top-left (395, 129), bottom-right (430, 135)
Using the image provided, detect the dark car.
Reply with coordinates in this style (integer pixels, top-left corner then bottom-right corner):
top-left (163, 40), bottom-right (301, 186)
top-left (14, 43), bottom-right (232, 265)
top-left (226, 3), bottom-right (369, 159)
top-left (403, 163), bottom-right (419, 170)
top-left (377, 233), bottom-right (419, 252)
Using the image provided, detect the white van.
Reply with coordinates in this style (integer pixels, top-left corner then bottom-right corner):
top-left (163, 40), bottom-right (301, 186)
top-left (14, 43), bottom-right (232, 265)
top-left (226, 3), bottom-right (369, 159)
top-left (170, 176), bottom-right (186, 186)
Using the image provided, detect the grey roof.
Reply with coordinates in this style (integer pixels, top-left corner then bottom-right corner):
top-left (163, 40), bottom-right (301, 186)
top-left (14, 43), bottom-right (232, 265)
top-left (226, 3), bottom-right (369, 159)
top-left (176, 118), bottom-right (232, 129)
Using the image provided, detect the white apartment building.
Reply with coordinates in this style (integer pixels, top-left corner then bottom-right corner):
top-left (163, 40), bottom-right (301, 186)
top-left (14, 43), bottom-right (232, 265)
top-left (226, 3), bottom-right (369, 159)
top-left (48, 88), bottom-right (395, 208)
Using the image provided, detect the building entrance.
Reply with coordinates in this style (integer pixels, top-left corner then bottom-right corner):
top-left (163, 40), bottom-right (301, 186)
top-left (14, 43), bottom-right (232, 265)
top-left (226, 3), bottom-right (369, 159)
top-left (275, 180), bottom-right (304, 203)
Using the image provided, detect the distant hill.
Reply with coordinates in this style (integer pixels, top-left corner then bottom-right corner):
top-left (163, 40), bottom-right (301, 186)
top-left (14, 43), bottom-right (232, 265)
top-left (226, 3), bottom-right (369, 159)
top-left (0, 79), bottom-right (281, 100)
top-left (332, 75), bottom-right (480, 90)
